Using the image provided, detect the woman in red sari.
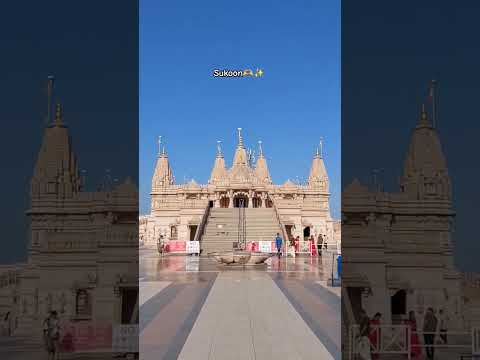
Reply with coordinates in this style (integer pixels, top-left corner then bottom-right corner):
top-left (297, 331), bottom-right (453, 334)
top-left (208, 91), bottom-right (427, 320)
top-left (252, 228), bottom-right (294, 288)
top-left (369, 312), bottom-right (381, 359)
top-left (309, 235), bottom-right (317, 256)
top-left (404, 310), bottom-right (422, 358)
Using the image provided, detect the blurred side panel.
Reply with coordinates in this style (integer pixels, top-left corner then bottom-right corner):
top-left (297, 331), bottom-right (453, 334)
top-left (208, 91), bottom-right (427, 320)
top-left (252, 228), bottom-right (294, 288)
top-left (342, 1), bottom-right (480, 358)
top-left (0, 1), bottom-right (138, 358)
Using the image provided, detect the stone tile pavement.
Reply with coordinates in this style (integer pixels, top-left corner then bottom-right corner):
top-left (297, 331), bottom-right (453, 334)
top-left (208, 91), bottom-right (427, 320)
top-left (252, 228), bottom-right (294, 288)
top-left (139, 251), bottom-right (341, 360)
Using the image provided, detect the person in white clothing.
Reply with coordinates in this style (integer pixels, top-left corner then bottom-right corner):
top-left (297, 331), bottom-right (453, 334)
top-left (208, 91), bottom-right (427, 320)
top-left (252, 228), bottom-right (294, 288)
top-left (437, 308), bottom-right (448, 344)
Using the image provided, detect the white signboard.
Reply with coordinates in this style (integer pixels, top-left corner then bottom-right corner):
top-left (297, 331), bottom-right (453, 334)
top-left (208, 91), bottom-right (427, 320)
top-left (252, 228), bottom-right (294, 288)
top-left (186, 241), bottom-right (200, 254)
top-left (259, 241), bottom-right (272, 253)
top-left (112, 324), bottom-right (138, 353)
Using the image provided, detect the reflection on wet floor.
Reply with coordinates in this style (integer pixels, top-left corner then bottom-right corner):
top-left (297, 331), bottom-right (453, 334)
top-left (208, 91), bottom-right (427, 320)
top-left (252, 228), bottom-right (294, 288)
top-left (139, 248), bottom-right (341, 360)
top-left (139, 249), bottom-right (341, 360)
top-left (139, 248), bottom-right (337, 282)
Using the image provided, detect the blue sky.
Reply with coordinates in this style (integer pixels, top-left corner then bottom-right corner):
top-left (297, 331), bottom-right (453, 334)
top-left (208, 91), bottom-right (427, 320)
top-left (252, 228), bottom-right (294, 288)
top-left (140, 0), bottom-right (340, 218)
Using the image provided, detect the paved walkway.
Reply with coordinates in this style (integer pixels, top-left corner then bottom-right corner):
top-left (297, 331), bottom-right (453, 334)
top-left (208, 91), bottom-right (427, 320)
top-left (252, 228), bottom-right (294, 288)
top-left (179, 272), bottom-right (334, 360)
top-left (140, 250), bottom-right (341, 360)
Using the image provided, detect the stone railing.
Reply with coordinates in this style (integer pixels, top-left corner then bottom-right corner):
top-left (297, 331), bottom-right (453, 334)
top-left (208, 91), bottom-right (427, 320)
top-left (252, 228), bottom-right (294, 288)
top-left (272, 202), bottom-right (290, 249)
top-left (194, 204), bottom-right (211, 247)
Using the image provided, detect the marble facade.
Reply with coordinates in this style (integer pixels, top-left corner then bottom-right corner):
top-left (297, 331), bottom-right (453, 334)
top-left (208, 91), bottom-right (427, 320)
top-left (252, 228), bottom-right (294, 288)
top-left (140, 129), bottom-right (340, 252)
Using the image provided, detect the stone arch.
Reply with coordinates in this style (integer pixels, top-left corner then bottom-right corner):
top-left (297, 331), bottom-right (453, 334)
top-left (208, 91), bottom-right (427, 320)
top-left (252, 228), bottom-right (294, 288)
top-left (252, 195), bottom-right (262, 208)
top-left (391, 289), bottom-right (407, 316)
top-left (219, 193), bottom-right (230, 208)
top-left (233, 191), bottom-right (249, 208)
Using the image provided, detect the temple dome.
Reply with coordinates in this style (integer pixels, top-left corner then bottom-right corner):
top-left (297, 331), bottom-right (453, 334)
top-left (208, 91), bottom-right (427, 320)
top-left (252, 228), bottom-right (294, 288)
top-left (401, 105), bottom-right (450, 200)
top-left (31, 103), bottom-right (81, 198)
top-left (152, 141), bottom-right (174, 189)
top-left (308, 147), bottom-right (329, 191)
top-left (209, 142), bottom-right (228, 183)
top-left (254, 141), bottom-right (272, 184)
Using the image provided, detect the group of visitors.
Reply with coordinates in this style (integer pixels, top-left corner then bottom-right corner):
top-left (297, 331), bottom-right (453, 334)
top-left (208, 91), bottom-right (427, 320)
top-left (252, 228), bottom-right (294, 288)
top-left (283, 234), bottom-right (328, 257)
top-left (274, 233), bottom-right (328, 258)
top-left (356, 307), bottom-right (449, 360)
top-left (416, 307), bottom-right (448, 359)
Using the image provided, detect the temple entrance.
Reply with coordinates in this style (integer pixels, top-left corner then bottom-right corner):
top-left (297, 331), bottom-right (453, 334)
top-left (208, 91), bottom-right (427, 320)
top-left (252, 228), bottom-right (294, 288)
top-left (189, 225), bottom-right (198, 241)
top-left (252, 197), bottom-right (261, 208)
top-left (170, 226), bottom-right (178, 240)
top-left (303, 226), bottom-right (311, 239)
top-left (391, 289), bottom-right (407, 317)
top-left (347, 287), bottom-right (364, 323)
top-left (121, 287), bottom-right (138, 324)
top-left (208, 200), bottom-right (214, 208)
top-left (233, 195), bottom-right (248, 208)
top-left (285, 225), bottom-right (293, 240)
top-left (220, 197), bottom-right (229, 208)
top-left (265, 199), bottom-right (273, 208)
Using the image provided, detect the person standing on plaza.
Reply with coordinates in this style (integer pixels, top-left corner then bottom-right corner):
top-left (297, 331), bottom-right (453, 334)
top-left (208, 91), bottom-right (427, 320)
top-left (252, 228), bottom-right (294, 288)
top-left (357, 309), bottom-right (371, 360)
top-left (275, 233), bottom-right (283, 258)
top-left (2, 311), bottom-right (11, 336)
top-left (404, 310), bottom-right (422, 359)
top-left (369, 312), bottom-right (382, 359)
top-left (309, 235), bottom-right (317, 256)
top-left (317, 234), bottom-right (323, 256)
top-left (294, 236), bottom-right (300, 254)
top-left (437, 309), bottom-right (448, 344)
top-left (43, 310), bottom-right (60, 360)
top-left (423, 307), bottom-right (438, 359)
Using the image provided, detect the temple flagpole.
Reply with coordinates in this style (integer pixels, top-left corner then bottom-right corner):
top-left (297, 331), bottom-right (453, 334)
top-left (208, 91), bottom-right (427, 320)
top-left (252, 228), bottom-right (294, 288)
top-left (46, 75), bottom-right (55, 125)
top-left (429, 79), bottom-right (437, 128)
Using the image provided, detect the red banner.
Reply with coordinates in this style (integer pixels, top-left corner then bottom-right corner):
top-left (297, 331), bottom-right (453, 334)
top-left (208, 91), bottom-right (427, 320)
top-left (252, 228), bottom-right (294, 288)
top-left (59, 321), bottom-right (112, 353)
top-left (165, 241), bottom-right (186, 253)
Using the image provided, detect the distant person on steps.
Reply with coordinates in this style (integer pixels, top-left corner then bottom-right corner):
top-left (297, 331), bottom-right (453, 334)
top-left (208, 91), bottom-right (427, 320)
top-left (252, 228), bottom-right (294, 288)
top-left (275, 233), bottom-right (283, 258)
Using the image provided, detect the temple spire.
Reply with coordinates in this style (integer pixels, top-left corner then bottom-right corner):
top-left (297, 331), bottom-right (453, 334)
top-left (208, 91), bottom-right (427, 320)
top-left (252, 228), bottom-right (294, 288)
top-left (314, 137), bottom-right (324, 158)
top-left (152, 140), bottom-right (174, 188)
top-left (46, 75), bottom-right (55, 125)
top-left (54, 103), bottom-right (63, 127)
top-left (232, 127), bottom-right (248, 166)
top-left (216, 140), bottom-right (223, 158)
top-left (418, 104), bottom-right (430, 128)
top-left (31, 79), bottom-right (80, 198)
top-left (209, 140), bottom-right (228, 183)
top-left (237, 128), bottom-right (244, 148)
top-left (401, 100), bottom-right (449, 200)
top-left (255, 140), bottom-right (271, 183)
top-left (258, 140), bottom-right (264, 157)
top-left (308, 143), bottom-right (329, 190)
top-left (157, 135), bottom-right (167, 156)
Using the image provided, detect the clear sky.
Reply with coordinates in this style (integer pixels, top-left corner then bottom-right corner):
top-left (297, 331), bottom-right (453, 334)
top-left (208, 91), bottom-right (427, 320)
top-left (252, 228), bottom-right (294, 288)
top-left (140, 0), bottom-right (340, 217)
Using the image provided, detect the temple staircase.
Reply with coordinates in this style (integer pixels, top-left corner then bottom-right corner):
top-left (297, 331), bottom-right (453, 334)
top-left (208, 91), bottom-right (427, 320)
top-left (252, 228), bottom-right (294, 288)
top-left (200, 208), bottom-right (282, 254)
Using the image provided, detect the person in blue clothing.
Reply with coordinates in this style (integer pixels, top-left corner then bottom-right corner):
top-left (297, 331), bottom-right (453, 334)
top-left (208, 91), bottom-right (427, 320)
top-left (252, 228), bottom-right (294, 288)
top-left (275, 233), bottom-right (283, 257)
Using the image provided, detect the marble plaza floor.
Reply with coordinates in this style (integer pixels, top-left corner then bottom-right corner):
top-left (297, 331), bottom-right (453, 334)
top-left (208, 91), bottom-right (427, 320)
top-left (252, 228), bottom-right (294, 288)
top-left (139, 248), bottom-right (341, 360)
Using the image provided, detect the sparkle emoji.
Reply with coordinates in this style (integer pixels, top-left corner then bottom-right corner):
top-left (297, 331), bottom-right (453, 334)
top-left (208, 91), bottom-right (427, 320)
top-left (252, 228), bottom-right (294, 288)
top-left (255, 68), bottom-right (264, 77)
top-left (243, 69), bottom-right (254, 77)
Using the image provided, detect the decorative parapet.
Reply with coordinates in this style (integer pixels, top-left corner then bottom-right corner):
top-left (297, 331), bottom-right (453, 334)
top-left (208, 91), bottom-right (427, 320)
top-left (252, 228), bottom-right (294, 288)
top-left (0, 266), bottom-right (22, 289)
top-left (180, 199), bottom-right (209, 209)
